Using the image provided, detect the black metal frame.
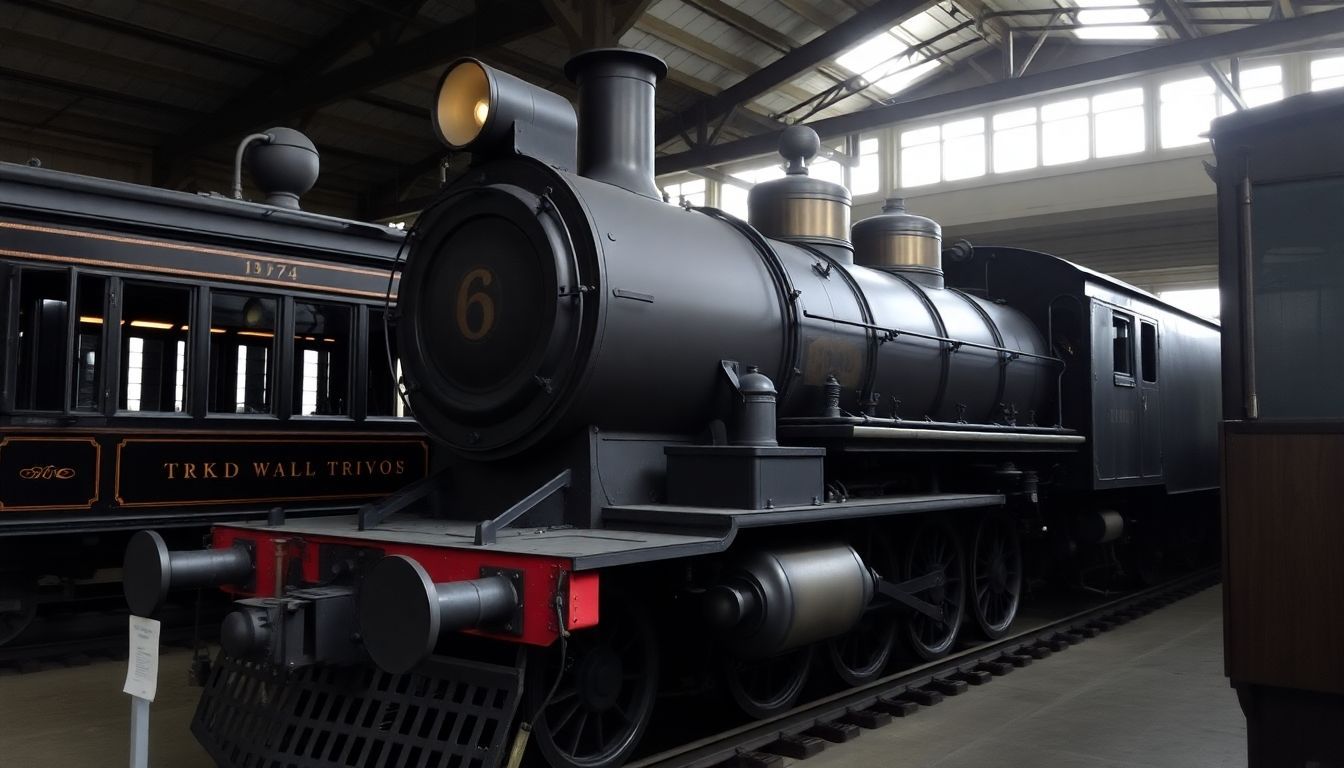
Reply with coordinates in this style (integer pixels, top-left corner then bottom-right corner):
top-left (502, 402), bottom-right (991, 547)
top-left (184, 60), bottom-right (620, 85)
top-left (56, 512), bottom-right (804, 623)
top-left (0, 261), bottom-right (409, 427)
top-left (656, 8), bottom-right (1344, 174)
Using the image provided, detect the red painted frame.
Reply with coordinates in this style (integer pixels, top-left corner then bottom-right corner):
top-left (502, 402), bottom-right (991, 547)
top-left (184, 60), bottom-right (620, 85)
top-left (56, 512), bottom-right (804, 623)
top-left (212, 526), bottom-right (600, 647)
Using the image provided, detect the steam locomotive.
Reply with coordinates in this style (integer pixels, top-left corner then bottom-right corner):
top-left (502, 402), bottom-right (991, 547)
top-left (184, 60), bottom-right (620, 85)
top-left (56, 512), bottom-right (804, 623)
top-left (123, 48), bottom-right (1220, 768)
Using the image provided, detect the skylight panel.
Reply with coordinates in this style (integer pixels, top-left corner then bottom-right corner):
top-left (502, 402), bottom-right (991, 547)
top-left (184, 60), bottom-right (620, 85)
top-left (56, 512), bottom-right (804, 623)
top-left (836, 33), bottom-right (897, 76)
top-left (835, 26), bottom-right (943, 97)
top-left (1072, 0), bottom-right (1159, 40)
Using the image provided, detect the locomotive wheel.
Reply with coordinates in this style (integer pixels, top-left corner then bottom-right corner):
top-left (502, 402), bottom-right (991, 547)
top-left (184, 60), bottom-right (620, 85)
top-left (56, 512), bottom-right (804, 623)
top-left (968, 512), bottom-right (1023, 639)
top-left (0, 577), bottom-right (37, 646)
top-left (900, 520), bottom-right (966, 661)
top-left (529, 594), bottom-right (658, 768)
top-left (722, 645), bottom-right (813, 719)
top-left (825, 533), bottom-right (899, 685)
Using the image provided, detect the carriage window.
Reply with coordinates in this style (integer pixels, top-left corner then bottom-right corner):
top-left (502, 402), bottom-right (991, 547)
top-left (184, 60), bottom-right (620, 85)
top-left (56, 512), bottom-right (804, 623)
top-left (1112, 314), bottom-right (1133, 377)
top-left (209, 292), bottom-right (276, 414)
top-left (1140, 321), bottom-right (1157, 383)
top-left (292, 302), bottom-right (351, 416)
top-left (119, 283), bottom-right (191, 413)
top-left (72, 275), bottom-right (107, 411)
top-left (367, 308), bottom-right (407, 417)
top-left (14, 269), bottom-right (69, 411)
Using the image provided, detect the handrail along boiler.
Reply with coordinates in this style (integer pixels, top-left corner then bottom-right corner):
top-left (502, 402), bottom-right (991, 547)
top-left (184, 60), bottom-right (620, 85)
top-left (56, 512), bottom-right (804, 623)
top-left (125, 48), bottom-right (1220, 768)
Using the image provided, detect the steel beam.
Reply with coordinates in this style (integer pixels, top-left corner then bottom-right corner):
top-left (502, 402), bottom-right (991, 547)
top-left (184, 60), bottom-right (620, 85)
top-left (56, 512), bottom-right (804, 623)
top-left (655, 9), bottom-right (1344, 175)
top-left (654, 0), bottom-right (940, 147)
top-left (158, 0), bottom-right (550, 171)
top-left (8, 0), bottom-right (275, 71)
top-left (1016, 25), bottom-right (1054, 77)
top-left (689, 166), bottom-right (755, 189)
top-left (636, 15), bottom-right (816, 105)
top-left (272, 0), bottom-right (434, 87)
top-left (544, 0), bottom-right (652, 49)
top-left (0, 66), bottom-right (198, 117)
top-left (680, 0), bottom-right (885, 107)
top-left (1158, 0), bottom-right (1248, 110)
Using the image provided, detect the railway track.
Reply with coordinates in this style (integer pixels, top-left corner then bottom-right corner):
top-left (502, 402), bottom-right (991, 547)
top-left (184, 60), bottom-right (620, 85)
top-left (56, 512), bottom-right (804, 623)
top-left (0, 599), bottom-right (222, 673)
top-left (632, 567), bottom-right (1220, 768)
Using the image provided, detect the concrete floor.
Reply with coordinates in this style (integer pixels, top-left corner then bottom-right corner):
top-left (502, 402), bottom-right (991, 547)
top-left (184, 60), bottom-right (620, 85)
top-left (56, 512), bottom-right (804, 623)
top-left (0, 646), bottom-right (212, 767)
top-left (0, 587), bottom-right (1243, 768)
top-left (802, 585), bottom-right (1245, 768)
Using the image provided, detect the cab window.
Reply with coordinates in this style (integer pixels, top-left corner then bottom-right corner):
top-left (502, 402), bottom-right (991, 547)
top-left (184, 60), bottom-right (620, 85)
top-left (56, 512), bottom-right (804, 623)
top-left (1112, 314), bottom-right (1134, 378)
top-left (1140, 321), bottom-right (1157, 383)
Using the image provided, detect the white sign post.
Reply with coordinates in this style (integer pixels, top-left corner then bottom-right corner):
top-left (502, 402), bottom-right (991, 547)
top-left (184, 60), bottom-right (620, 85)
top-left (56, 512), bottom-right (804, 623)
top-left (124, 616), bottom-right (161, 768)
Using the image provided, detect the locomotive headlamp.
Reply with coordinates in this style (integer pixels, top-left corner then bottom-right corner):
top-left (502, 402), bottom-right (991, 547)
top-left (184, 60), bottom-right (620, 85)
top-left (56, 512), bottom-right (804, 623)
top-left (434, 60), bottom-right (492, 148)
top-left (430, 58), bottom-right (577, 169)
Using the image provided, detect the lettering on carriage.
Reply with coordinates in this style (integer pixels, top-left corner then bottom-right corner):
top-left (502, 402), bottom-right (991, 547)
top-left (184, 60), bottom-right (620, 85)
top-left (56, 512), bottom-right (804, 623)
top-left (18, 465), bottom-right (76, 480)
top-left (161, 459), bottom-right (408, 480)
top-left (243, 258), bottom-right (300, 281)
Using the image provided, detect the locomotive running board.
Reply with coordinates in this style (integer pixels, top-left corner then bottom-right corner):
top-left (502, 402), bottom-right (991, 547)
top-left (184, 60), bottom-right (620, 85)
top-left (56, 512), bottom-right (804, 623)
top-left (193, 651), bottom-right (523, 768)
top-left (778, 423), bottom-right (1085, 452)
top-left (604, 492), bottom-right (1004, 536)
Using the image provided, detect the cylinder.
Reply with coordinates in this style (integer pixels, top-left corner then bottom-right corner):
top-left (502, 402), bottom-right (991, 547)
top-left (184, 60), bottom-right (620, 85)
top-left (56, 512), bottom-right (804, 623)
top-left (220, 607), bottom-right (272, 659)
top-left (358, 555), bottom-right (519, 674)
top-left (1075, 509), bottom-right (1126, 544)
top-left (747, 126), bottom-right (852, 249)
top-left (709, 544), bottom-right (873, 658)
top-left (852, 199), bottom-right (943, 284)
top-left (564, 48), bottom-right (667, 199)
top-left (123, 530), bottom-right (253, 617)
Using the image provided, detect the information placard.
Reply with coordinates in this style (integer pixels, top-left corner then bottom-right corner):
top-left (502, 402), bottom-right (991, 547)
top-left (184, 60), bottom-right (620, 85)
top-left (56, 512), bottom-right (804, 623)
top-left (123, 616), bottom-right (160, 702)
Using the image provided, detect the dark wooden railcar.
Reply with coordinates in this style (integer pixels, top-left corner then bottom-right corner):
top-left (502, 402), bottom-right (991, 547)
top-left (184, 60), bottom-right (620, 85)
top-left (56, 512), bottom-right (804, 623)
top-left (1212, 91), bottom-right (1344, 765)
top-left (0, 162), bottom-right (428, 642)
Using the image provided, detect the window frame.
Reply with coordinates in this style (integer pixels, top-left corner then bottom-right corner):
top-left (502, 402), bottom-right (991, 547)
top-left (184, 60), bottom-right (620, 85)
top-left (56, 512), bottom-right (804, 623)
top-left (364, 305), bottom-right (411, 421)
top-left (1140, 320), bottom-right (1158, 384)
top-left (4, 266), bottom-right (122, 416)
top-left (1112, 311), bottom-right (1136, 387)
top-left (0, 258), bottom-right (406, 423)
top-left (115, 277), bottom-right (196, 418)
top-left (289, 299), bottom-right (355, 420)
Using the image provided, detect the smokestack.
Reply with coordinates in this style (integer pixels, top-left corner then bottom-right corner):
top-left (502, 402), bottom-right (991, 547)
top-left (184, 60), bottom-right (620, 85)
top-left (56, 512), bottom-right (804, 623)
top-left (564, 48), bottom-right (667, 200)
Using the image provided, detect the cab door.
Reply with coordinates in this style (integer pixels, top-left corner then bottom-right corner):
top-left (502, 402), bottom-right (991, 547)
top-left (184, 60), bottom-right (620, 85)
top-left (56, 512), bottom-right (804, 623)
top-left (1092, 302), bottom-right (1141, 482)
top-left (1138, 319), bottom-right (1162, 479)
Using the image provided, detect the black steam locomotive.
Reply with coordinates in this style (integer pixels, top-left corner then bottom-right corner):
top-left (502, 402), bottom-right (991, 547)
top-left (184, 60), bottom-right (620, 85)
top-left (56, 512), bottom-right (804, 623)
top-left (0, 142), bottom-right (427, 645)
top-left (124, 49), bottom-right (1220, 768)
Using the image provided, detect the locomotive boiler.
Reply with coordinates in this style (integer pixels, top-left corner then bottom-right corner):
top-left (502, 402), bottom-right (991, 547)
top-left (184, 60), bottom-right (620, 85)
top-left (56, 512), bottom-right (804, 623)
top-left (124, 47), bottom-right (1220, 768)
top-left (400, 49), bottom-right (1055, 459)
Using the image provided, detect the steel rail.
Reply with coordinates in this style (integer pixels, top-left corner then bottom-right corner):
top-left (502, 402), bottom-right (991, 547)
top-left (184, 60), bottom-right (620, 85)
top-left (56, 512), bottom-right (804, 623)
top-left (629, 566), bottom-right (1220, 768)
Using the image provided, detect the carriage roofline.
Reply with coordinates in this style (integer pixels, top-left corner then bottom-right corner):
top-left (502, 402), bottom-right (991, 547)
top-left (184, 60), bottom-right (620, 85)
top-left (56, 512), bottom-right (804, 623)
top-left (972, 245), bottom-right (1221, 331)
top-left (1, 162), bottom-right (405, 260)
